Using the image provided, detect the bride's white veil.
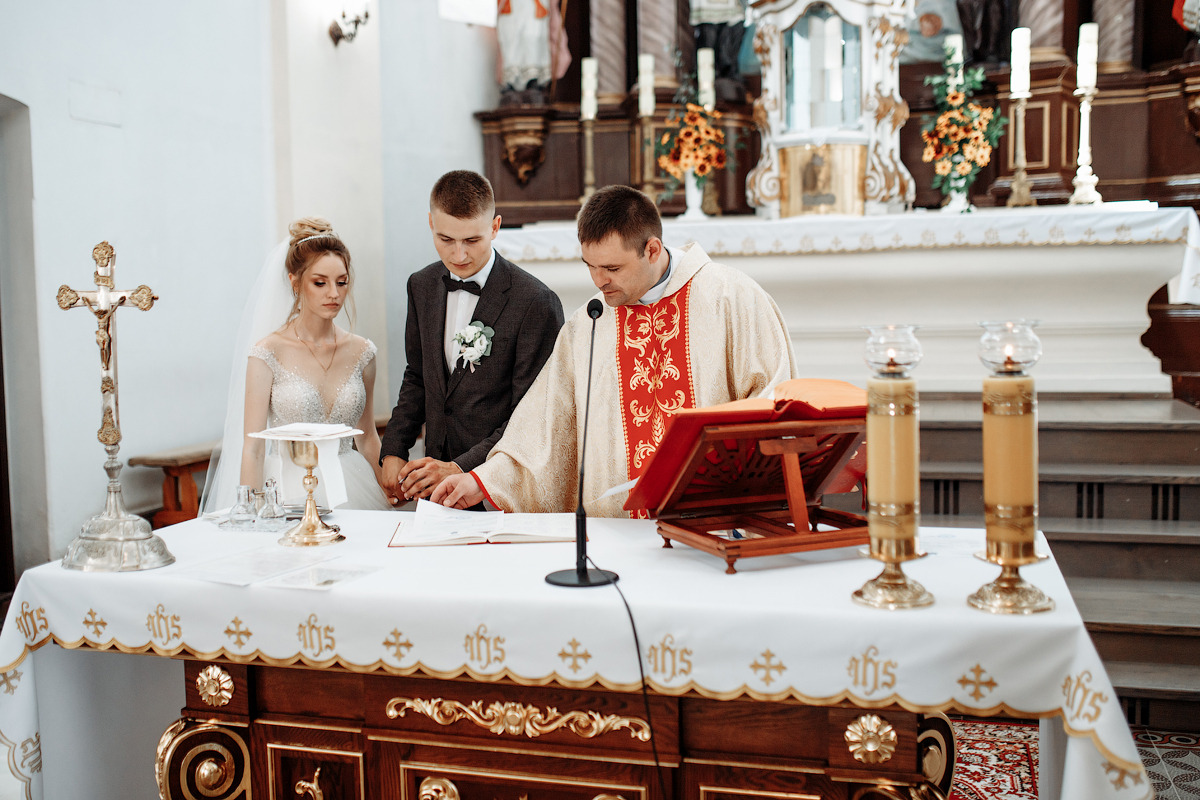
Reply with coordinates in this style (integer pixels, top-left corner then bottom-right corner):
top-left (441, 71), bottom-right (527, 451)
top-left (200, 240), bottom-right (293, 514)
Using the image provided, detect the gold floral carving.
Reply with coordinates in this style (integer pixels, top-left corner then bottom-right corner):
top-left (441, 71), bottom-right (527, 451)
top-left (91, 241), bottom-right (114, 270)
top-left (295, 766), bottom-right (325, 799)
top-left (753, 23), bottom-right (777, 70)
top-left (196, 664), bottom-right (235, 707)
top-left (386, 696), bottom-right (652, 742)
top-left (100, 376), bottom-right (114, 395)
top-left (129, 284), bottom-right (157, 311)
top-left (845, 714), bottom-right (898, 764)
top-left (98, 406), bottom-right (120, 446)
top-left (419, 777), bottom-right (460, 800)
top-left (56, 285), bottom-right (80, 310)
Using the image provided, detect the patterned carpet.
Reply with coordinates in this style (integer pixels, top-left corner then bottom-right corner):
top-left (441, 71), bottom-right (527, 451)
top-left (946, 719), bottom-right (1200, 799)
top-left (948, 718), bottom-right (1039, 800)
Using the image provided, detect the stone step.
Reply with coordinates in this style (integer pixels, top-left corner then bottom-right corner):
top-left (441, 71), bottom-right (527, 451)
top-left (919, 467), bottom-right (1200, 521)
top-left (920, 461), bottom-right (1200, 484)
top-left (921, 425), bottom-right (1200, 466)
top-left (918, 396), bottom-right (1200, 465)
top-left (1067, 577), bottom-right (1200, 666)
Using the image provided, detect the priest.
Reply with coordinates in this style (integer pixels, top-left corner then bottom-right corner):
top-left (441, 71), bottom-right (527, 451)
top-left (431, 185), bottom-right (796, 516)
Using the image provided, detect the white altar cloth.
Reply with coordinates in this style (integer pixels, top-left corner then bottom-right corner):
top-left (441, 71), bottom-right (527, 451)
top-left (498, 204), bottom-right (1200, 393)
top-left (0, 513), bottom-right (1151, 800)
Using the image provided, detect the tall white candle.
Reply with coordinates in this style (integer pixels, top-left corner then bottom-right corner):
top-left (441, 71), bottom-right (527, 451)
top-left (1077, 23), bottom-right (1098, 90)
top-left (944, 33), bottom-right (964, 90)
top-left (1010, 27), bottom-right (1031, 96)
top-left (697, 47), bottom-right (715, 109)
top-left (581, 57), bottom-right (598, 120)
top-left (638, 53), bottom-right (655, 117)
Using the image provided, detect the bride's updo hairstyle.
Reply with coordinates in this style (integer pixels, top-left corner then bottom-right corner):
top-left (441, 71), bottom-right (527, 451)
top-left (284, 217), bottom-right (355, 323)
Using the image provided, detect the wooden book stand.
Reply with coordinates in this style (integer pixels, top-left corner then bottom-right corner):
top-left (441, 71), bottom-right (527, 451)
top-left (626, 383), bottom-right (870, 574)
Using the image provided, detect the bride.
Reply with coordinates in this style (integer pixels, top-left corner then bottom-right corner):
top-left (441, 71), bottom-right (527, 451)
top-left (201, 218), bottom-right (392, 514)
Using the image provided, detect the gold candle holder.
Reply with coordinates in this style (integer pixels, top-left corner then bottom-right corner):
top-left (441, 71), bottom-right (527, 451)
top-left (280, 440), bottom-right (345, 547)
top-left (853, 325), bottom-right (934, 610)
top-left (968, 320), bottom-right (1053, 614)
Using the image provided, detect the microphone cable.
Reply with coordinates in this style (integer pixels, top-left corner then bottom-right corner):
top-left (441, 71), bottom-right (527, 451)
top-left (587, 553), bottom-right (671, 800)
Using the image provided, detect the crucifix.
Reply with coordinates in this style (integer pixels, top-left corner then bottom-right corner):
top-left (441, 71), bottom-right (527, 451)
top-left (55, 241), bottom-right (175, 571)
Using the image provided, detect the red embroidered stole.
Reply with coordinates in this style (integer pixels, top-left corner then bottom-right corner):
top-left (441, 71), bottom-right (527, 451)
top-left (498, 0), bottom-right (548, 18)
top-left (616, 282), bottom-right (696, 518)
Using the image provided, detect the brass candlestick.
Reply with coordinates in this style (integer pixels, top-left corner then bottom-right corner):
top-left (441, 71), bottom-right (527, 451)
top-left (279, 440), bottom-right (344, 547)
top-left (853, 325), bottom-right (934, 610)
top-left (580, 117), bottom-right (596, 202)
top-left (640, 114), bottom-right (655, 196)
top-left (1007, 93), bottom-right (1036, 207)
top-left (968, 320), bottom-right (1054, 614)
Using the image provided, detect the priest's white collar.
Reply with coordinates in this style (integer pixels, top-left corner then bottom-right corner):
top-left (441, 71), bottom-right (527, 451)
top-left (637, 247), bottom-right (677, 305)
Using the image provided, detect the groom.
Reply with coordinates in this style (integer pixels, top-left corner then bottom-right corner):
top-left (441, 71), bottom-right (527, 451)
top-left (379, 170), bottom-right (564, 503)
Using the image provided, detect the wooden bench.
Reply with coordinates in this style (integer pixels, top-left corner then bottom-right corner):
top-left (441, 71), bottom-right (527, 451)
top-left (128, 441), bottom-right (219, 529)
top-left (128, 415), bottom-right (397, 528)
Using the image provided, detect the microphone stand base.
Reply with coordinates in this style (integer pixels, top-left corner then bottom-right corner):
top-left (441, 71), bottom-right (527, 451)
top-left (545, 568), bottom-right (619, 587)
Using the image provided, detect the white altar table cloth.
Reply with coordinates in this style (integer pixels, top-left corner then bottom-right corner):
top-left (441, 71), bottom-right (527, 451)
top-left (0, 513), bottom-right (1152, 800)
top-left (498, 204), bottom-right (1200, 394)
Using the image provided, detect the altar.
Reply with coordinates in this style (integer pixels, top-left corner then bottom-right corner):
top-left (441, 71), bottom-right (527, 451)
top-left (497, 203), bottom-right (1200, 394)
top-left (0, 512), bottom-right (1151, 799)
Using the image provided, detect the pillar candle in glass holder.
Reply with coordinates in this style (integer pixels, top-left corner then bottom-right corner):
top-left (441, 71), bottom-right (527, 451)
top-left (867, 375), bottom-right (919, 540)
top-left (697, 47), bottom-right (716, 109)
top-left (982, 371), bottom-right (1037, 544)
top-left (1010, 27), bottom-right (1031, 95)
top-left (1077, 22), bottom-right (1098, 90)
top-left (581, 57), bottom-right (598, 120)
top-left (638, 54), bottom-right (655, 117)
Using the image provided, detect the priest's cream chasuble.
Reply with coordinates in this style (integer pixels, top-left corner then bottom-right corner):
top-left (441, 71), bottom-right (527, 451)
top-left (474, 243), bottom-right (797, 517)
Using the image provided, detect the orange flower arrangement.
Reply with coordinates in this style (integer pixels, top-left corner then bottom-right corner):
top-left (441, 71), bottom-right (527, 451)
top-left (921, 48), bottom-right (1006, 199)
top-left (656, 103), bottom-right (728, 187)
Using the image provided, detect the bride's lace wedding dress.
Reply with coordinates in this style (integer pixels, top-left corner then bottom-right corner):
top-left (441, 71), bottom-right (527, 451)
top-left (249, 336), bottom-right (391, 510)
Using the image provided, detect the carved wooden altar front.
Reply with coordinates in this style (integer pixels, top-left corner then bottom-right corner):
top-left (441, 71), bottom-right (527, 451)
top-left (156, 660), bottom-right (954, 800)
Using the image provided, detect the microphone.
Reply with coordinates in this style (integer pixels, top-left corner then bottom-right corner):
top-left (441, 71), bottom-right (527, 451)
top-left (546, 298), bottom-right (618, 587)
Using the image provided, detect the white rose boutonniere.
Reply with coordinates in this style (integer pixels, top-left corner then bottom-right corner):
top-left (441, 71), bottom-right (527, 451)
top-left (453, 321), bottom-right (495, 372)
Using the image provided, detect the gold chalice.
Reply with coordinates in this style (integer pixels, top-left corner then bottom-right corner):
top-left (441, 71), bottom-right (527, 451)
top-left (280, 440), bottom-right (344, 547)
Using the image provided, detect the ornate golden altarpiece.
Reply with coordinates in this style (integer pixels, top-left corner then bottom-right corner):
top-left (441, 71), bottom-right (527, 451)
top-left (747, 0), bottom-right (915, 216)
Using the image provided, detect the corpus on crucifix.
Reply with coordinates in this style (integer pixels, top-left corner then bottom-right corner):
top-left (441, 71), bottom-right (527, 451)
top-left (55, 241), bottom-right (175, 571)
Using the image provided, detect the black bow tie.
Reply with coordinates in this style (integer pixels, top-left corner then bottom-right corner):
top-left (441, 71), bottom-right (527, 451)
top-left (442, 274), bottom-right (482, 296)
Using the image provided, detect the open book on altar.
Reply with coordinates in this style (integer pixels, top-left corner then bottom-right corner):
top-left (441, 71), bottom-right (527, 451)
top-left (389, 500), bottom-right (575, 547)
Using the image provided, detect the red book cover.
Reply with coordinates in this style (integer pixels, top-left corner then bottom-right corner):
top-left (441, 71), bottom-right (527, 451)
top-left (624, 379), bottom-right (867, 513)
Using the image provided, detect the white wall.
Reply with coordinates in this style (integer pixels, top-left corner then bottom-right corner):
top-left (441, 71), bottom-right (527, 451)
top-left (379, 4), bottom-right (500, 397)
top-left (273, 0), bottom-right (388, 410)
top-left (0, 0), bottom-right (275, 570)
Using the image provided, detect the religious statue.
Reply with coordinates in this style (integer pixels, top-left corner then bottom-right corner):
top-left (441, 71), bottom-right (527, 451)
top-left (496, 0), bottom-right (571, 105)
top-left (691, 0), bottom-right (750, 103)
top-left (955, 0), bottom-right (1014, 66)
top-left (802, 145), bottom-right (837, 208)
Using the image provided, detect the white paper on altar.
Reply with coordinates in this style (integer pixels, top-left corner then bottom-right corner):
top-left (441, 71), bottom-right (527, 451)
top-left (438, 0), bottom-right (496, 26)
top-left (256, 560), bottom-right (381, 591)
top-left (168, 545), bottom-right (335, 586)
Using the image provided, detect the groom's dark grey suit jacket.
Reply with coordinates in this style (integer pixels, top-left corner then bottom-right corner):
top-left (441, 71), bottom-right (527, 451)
top-left (380, 253), bottom-right (564, 472)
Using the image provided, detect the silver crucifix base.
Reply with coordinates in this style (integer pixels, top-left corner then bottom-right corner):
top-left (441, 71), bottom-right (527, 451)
top-left (62, 445), bottom-right (175, 572)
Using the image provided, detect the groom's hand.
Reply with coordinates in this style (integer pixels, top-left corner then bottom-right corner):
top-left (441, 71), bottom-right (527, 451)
top-left (381, 456), bottom-right (407, 505)
top-left (399, 457), bottom-right (462, 500)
